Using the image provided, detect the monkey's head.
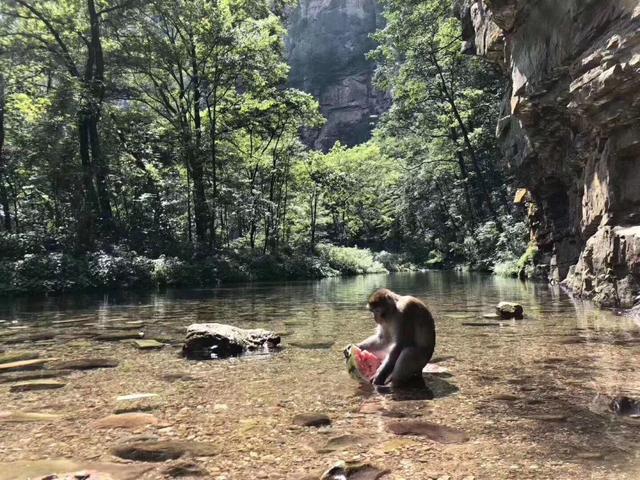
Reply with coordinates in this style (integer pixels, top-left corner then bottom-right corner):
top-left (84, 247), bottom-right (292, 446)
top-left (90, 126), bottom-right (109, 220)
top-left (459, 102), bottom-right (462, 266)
top-left (367, 288), bottom-right (398, 324)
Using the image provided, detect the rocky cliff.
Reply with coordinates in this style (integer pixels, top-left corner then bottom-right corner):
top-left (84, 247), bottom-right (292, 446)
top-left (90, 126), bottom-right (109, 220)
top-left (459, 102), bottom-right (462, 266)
top-left (286, 0), bottom-right (389, 151)
top-left (457, 0), bottom-right (640, 308)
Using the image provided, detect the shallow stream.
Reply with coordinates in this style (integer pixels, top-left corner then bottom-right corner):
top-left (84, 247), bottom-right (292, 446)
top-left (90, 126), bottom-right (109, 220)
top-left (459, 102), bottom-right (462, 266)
top-left (1, 272), bottom-right (640, 479)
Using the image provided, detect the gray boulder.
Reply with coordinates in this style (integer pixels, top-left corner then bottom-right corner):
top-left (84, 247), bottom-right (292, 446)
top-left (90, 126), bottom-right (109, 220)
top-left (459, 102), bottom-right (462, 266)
top-left (182, 323), bottom-right (281, 360)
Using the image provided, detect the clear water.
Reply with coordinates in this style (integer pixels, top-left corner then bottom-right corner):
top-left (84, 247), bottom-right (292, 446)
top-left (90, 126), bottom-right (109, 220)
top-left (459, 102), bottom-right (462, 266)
top-left (1, 272), bottom-right (640, 479)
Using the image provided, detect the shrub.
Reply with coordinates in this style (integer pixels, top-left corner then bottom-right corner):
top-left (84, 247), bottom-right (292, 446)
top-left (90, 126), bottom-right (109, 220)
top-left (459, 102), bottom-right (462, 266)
top-left (316, 244), bottom-right (387, 275)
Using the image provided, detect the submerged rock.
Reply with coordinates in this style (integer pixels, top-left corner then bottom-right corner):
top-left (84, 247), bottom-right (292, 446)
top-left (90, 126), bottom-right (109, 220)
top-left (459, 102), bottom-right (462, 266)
top-left (387, 420), bottom-right (469, 444)
top-left (288, 339), bottom-right (335, 349)
top-left (93, 413), bottom-right (160, 429)
top-left (49, 358), bottom-right (119, 370)
top-left (293, 413), bottom-right (332, 427)
top-left (161, 461), bottom-right (209, 478)
top-left (317, 434), bottom-right (373, 453)
top-left (95, 331), bottom-right (144, 341)
top-left (321, 461), bottom-right (389, 480)
top-left (9, 380), bottom-right (66, 392)
top-left (133, 339), bottom-right (165, 350)
top-left (0, 351), bottom-right (39, 364)
top-left (182, 323), bottom-right (280, 360)
top-left (0, 410), bottom-right (62, 422)
top-left (0, 358), bottom-right (55, 372)
top-left (112, 439), bottom-right (218, 462)
top-left (0, 459), bottom-right (151, 480)
top-left (0, 369), bottom-right (71, 383)
top-left (496, 302), bottom-right (524, 319)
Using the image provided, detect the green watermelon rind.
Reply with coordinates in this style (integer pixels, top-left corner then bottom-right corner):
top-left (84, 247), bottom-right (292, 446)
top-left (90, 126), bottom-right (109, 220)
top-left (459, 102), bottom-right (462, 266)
top-left (345, 344), bottom-right (374, 384)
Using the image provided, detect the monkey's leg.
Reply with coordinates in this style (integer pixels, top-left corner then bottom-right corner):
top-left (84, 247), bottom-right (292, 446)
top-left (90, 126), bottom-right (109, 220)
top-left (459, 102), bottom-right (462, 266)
top-left (390, 347), bottom-right (431, 387)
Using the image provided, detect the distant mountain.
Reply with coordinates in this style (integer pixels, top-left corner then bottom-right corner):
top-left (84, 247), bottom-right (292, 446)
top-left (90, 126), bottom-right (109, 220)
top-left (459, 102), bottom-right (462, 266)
top-left (286, 0), bottom-right (389, 151)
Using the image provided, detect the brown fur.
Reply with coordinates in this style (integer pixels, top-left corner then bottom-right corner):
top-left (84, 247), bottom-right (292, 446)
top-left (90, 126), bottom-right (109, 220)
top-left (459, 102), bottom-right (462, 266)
top-left (358, 288), bottom-right (436, 387)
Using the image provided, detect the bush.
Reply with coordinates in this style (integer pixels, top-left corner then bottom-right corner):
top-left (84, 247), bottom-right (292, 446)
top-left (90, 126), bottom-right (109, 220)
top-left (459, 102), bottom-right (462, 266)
top-left (0, 233), bottom-right (47, 260)
top-left (87, 250), bottom-right (155, 289)
top-left (316, 244), bottom-right (387, 275)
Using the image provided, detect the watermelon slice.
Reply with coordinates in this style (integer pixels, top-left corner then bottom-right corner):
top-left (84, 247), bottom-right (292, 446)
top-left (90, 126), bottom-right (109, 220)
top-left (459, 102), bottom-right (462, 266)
top-left (345, 345), bottom-right (382, 383)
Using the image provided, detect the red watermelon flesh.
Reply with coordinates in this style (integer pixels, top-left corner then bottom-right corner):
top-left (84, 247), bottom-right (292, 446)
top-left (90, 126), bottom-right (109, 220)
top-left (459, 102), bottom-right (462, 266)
top-left (353, 347), bottom-right (382, 381)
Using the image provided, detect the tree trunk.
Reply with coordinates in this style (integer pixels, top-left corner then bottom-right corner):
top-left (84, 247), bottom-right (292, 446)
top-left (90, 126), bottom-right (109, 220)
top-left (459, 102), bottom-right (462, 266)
top-left (0, 74), bottom-right (11, 232)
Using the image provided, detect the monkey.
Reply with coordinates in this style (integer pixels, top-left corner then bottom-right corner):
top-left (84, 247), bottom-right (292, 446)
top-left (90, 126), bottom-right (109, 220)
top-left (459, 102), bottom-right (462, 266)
top-left (356, 288), bottom-right (436, 387)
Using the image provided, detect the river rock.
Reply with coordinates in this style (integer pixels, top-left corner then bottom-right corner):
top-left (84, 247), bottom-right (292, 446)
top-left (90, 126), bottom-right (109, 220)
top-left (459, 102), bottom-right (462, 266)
top-left (111, 439), bottom-right (218, 462)
top-left (133, 339), bottom-right (165, 350)
top-left (0, 459), bottom-right (151, 480)
top-left (95, 331), bottom-right (144, 341)
top-left (0, 358), bottom-right (55, 372)
top-left (496, 302), bottom-right (524, 319)
top-left (93, 412), bottom-right (160, 429)
top-left (2, 331), bottom-right (56, 344)
top-left (321, 461), bottom-right (389, 480)
top-left (161, 461), bottom-right (209, 478)
top-left (387, 420), bottom-right (469, 444)
top-left (288, 339), bottom-right (335, 349)
top-left (182, 323), bottom-right (281, 359)
top-left (9, 380), bottom-right (66, 392)
top-left (0, 410), bottom-right (62, 422)
top-left (0, 351), bottom-right (39, 364)
top-left (317, 434), bottom-right (372, 453)
top-left (49, 358), bottom-right (119, 370)
top-left (293, 413), bottom-right (332, 427)
top-left (0, 369), bottom-right (71, 383)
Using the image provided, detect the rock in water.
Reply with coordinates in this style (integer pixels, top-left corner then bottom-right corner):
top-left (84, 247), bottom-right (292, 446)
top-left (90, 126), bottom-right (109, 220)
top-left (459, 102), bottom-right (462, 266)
top-left (496, 302), bottom-right (524, 319)
top-left (293, 413), bottom-right (331, 427)
top-left (49, 358), bottom-right (119, 370)
top-left (387, 420), bottom-right (469, 444)
top-left (182, 323), bottom-right (280, 360)
top-left (111, 440), bottom-right (217, 462)
top-left (321, 461), bottom-right (389, 480)
top-left (9, 380), bottom-right (66, 392)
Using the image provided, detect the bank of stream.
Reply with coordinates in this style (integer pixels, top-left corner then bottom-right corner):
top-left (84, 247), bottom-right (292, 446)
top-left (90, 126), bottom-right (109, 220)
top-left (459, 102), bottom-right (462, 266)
top-left (1, 272), bottom-right (639, 479)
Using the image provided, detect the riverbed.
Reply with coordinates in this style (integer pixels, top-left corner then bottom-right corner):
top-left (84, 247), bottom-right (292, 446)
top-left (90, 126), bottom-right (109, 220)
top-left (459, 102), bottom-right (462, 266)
top-left (1, 272), bottom-right (640, 479)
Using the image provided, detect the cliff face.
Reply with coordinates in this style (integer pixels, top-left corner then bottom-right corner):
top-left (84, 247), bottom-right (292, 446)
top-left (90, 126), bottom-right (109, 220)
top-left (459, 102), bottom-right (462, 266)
top-left (458, 0), bottom-right (640, 307)
top-left (286, 0), bottom-right (389, 151)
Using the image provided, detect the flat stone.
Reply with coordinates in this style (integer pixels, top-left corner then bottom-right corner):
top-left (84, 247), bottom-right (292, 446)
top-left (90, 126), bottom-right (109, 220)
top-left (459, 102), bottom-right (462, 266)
top-left (462, 322), bottom-right (502, 327)
top-left (0, 460), bottom-right (151, 480)
top-left (93, 413), bottom-right (159, 429)
top-left (293, 413), bottom-right (331, 427)
top-left (490, 394), bottom-right (520, 401)
top-left (161, 461), bottom-right (209, 478)
top-left (387, 420), bottom-right (469, 444)
top-left (317, 434), bottom-right (372, 453)
top-left (575, 452), bottom-right (606, 460)
top-left (111, 439), bottom-right (218, 462)
top-left (133, 339), bottom-right (165, 350)
top-left (422, 363), bottom-right (449, 375)
top-left (9, 380), bottom-right (66, 392)
top-left (160, 373), bottom-right (197, 382)
top-left (482, 313), bottom-right (501, 319)
top-left (321, 461), bottom-right (389, 480)
top-left (117, 393), bottom-right (159, 402)
top-left (496, 302), bottom-right (524, 319)
top-left (0, 410), bottom-right (62, 422)
top-left (288, 339), bottom-right (335, 349)
top-left (527, 414), bottom-right (567, 422)
top-left (2, 331), bottom-right (56, 344)
top-left (95, 331), bottom-right (144, 341)
top-left (49, 358), bottom-right (119, 370)
top-left (0, 358), bottom-right (56, 372)
top-left (0, 351), bottom-right (39, 364)
top-left (0, 370), bottom-right (71, 383)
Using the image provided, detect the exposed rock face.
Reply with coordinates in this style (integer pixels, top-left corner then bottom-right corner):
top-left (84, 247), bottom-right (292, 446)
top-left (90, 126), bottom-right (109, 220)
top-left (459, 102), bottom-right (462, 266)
top-left (286, 0), bottom-right (389, 151)
top-left (458, 0), bottom-right (640, 307)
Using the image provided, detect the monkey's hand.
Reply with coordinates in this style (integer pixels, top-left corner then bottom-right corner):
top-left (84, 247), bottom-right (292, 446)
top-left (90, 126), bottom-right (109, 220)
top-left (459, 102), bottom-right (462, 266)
top-left (372, 364), bottom-right (389, 386)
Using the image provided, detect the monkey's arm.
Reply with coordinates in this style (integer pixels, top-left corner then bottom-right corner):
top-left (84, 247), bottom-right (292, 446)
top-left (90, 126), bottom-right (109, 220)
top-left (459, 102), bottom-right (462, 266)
top-left (357, 333), bottom-right (386, 352)
top-left (373, 344), bottom-right (402, 386)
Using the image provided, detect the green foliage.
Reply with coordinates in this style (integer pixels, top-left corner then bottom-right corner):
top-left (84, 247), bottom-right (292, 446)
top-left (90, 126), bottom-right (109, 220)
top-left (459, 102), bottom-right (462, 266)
top-left (316, 244), bottom-right (387, 276)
